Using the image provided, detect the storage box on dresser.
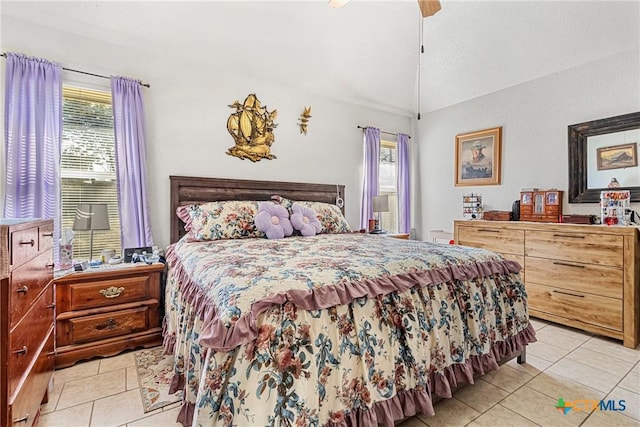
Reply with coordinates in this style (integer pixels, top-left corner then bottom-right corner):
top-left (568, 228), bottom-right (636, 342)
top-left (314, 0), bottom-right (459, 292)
top-left (0, 219), bottom-right (55, 427)
top-left (454, 220), bottom-right (640, 348)
top-left (54, 263), bottom-right (164, 368)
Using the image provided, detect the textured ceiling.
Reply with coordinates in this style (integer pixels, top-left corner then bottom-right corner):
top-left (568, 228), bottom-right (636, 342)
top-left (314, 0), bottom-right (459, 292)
top-left (2, 1), bottom-right (639, 116)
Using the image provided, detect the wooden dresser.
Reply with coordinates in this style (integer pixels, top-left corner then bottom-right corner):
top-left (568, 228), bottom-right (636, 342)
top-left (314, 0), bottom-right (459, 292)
top-left (454, 220), bottom-right (640, 348)
top-left (0, 219), bottom-right (55, 427)
top-left (54, 263), bottom-right (164, 368)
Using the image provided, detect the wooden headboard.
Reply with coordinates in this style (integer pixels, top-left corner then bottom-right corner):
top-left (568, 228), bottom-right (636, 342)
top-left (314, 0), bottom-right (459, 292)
top-left (170, 176), bottom-right (346, 243)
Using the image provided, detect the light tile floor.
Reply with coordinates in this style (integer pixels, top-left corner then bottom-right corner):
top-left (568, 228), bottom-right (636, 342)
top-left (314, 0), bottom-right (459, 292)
top-left (38, 318), bottom-right (640, 426)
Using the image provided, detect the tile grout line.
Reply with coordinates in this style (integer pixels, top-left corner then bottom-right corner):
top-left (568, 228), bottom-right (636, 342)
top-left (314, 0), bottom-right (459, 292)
top-left (484, 367), bottom-right (545, 427)
top-left (453, 356), bottom-right (543, 427)
top-left (88, 401), bottom-right (95, 427)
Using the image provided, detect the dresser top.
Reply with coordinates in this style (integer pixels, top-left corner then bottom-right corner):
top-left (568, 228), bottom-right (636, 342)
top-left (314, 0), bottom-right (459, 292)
top-left (454, 219), bottom-right (640, 238)
top-left (0, 218), bottom-right (44, 225)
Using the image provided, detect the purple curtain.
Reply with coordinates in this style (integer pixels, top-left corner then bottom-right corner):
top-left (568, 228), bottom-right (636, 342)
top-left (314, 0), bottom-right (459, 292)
top-left (360, 127), bottom-right (380, 230)
top-left (397, 133), bottom-right (410, 234)
top-left (111, 76), bottom-right (153, 248)
top-left (3, 53), bottom-right (62, 256)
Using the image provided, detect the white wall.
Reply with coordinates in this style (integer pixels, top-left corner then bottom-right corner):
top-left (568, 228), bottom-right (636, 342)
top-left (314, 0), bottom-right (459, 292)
top-left (417, 49), bottom-right (640, 239)
top-left (0, 16), bottom-right (413, 249)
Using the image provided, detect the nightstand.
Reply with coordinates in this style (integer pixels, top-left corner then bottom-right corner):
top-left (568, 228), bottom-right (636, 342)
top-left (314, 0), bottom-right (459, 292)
top-left (389, 233), bottom-right (410, 240)
top-left (368, 232), bottom-right (410, 240)
top-left (53, 263), bottom-right (164, 368)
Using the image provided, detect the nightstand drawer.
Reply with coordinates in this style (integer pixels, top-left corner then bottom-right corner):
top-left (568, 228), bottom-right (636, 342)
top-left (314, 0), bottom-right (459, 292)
top-left (9, 249), bottom-right (54, 328)
top-left (68, 307), bottom-right (149, 344)
top-left (68, 274), bottom-right (153, 311)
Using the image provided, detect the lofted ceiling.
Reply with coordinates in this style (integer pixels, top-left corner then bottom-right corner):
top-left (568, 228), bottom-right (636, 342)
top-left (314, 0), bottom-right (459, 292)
top-left (2, 1), bottom-right (638, 117)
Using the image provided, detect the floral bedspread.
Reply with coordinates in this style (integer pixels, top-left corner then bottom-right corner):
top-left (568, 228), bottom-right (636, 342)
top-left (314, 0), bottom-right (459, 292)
top-left (164, 234), bottom-right (535, 427)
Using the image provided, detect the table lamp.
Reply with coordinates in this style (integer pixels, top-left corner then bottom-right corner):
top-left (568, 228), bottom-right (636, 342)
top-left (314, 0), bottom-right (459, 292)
top-left (370, 195), bottom-right (389, 234)
top-left (73, 203), bottom-right (110, 261)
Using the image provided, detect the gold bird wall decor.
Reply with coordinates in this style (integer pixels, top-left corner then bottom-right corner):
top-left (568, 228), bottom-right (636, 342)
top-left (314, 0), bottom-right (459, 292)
top-left (226, 93), bottom-right (278, 162)
top-left (298, 106), bottom-right (312, 135)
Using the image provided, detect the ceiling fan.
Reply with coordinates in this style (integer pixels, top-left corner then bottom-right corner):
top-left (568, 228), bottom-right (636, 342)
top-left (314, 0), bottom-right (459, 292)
top-left (329, 0), bottom-right (441, 18)
top-left (328, 0), bottom-right (441, 120)
top-left (417, 0), bottom-right (441, 18)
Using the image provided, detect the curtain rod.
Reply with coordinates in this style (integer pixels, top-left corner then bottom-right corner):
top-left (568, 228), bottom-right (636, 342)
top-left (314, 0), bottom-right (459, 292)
top-left (357, 125), bottom-right (411, 139)
top-left (1, 52), bottom-right (150, 88)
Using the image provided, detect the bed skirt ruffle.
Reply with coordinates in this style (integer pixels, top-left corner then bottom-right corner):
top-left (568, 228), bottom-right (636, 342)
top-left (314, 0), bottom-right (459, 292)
top-left (170, 322), bottom-right (535, 427)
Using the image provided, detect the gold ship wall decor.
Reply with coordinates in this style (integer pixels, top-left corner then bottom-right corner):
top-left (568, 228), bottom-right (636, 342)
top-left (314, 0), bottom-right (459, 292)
top-left (298, 106), bottom-right (312, 135)
top-left (226, 93), bottom-right (278, 162)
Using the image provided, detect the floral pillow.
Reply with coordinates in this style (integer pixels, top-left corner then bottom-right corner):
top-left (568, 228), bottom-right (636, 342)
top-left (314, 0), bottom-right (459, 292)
top-left (271, 195), bottom-right (352, 234)
top-left (176, 200), bottom-right (265, 241)
top-left (255, 202), bottom-right (293, 239)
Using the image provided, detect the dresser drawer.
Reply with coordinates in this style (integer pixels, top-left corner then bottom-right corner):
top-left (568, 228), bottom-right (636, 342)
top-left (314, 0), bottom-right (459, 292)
top-left (67, 307), bottom-right (149, 344)
top-left (8, 286), bottom-right (54, 398)
top-left (67, 274), bottom-right (154, 311)
top-left (525, 231), bottom-right (623, 267)
top-left (526, 257), bottom-right (622, 299)
top-left (527, 283), bottom-right (622, 332)
top-left (9, 249), bottom-right (54, 328)
top-left (457, 226), bottom-right (524, 256)
top-left (10, 227), bottom-right (39, 269)
top-left (38, 223), bottom-right (54, 252)
top-left (8, 331), bottom-right (54, 426)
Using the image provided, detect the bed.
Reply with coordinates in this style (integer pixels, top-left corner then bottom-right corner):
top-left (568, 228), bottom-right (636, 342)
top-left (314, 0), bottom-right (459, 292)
top-left (163, 176), bottom-right (536, 427)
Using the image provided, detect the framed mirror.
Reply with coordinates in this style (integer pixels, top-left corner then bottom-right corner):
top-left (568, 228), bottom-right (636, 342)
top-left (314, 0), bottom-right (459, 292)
top-left (568, 112), bottom-right (640, 203)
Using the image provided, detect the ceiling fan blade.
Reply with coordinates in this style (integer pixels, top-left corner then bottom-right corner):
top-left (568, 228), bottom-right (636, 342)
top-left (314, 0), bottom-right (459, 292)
top-left (418, 0), bottom-right (441, 18)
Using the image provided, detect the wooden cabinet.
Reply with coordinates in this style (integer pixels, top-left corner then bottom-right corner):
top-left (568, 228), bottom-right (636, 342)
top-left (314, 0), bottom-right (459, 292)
top-left (520, 190), bottom-right (562, 222)
top-left (54, 263), bottom-right (164, 368)
top-left (454, 220), bottom-right (640, 348)
top-left (1, 219), bottom-right (55, 427)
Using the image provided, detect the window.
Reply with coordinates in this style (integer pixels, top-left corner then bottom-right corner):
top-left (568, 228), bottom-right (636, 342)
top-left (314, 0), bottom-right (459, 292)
top-left (61, 87), bottom-right (121, 260)
top-left (379, 140), bottom-right (398, 233)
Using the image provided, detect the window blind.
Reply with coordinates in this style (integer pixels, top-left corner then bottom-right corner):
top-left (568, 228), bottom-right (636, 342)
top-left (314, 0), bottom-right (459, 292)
top-left (379, 141), bottom-right (398, 233)
top-left (61, 86), bottom-right (122, 260)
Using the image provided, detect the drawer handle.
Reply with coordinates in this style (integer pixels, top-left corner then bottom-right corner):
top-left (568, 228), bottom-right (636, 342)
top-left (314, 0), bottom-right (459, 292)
top-left (552, 234), bottom-right (585, 239)
top-left (553, 262), bottom-right (585, 268)
top-left (42, 232), bottom-right (54, 237)
top-left (12, 346), bottom-right (28, 356)
top-left (19, 239), bottom-right (35, 246)
top-left (16, 286), bottom-right (28, 294)
top-left (552, 290), bottom-right (585, 298)
top-left (478, 229), bottom-right (500, 233)
top-left (99, 286), bottom-right (125, 299)
top-left (13, 414), bottom-right (29, 424)
top-left (96, 318), bottom-right (117, 330)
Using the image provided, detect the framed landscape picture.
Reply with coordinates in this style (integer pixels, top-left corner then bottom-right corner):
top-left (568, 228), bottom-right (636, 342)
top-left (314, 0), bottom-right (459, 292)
top-left (596, 143), bottom-right (638, 171)
top-left (455, 126), bottom-right (502, 186)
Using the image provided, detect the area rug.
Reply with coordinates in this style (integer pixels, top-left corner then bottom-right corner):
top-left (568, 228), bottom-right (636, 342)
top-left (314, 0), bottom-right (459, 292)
top-left (134, 346), bottom-right (183, 413)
